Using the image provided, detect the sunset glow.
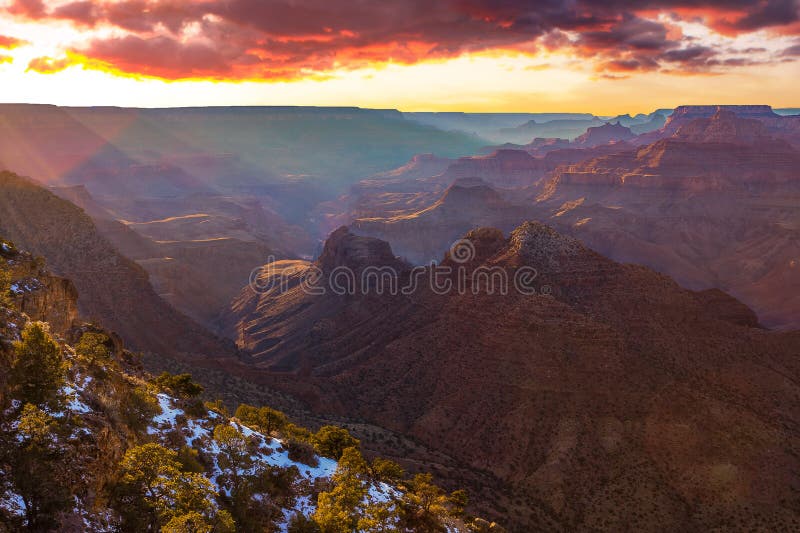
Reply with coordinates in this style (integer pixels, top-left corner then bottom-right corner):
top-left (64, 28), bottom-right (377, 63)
top-left (1, 0), bottom-right (799, 113)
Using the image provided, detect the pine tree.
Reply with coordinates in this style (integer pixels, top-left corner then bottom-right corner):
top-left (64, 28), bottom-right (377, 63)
top-left (213, 424), bottom-right (252, 491)
top-left (213, 423), bottom-right (271, 529)
top-left (155, 372), bottom-right (204, 398)
top-left (7, 404), bottom-right (73, 531)
top-left (314, 447), bottom-right (368, 533)
top-left (357, 501), bottom-right (400, 532)
top-left (449, 489), bottom-right (468, 517)
top-left (371, 457), bottom-right (405, 483)
top-left (9, 322), bottom-right (67, 411)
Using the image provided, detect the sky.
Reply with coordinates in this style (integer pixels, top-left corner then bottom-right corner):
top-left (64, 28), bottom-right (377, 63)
top-left (0, 0), bottom-right (798, 114)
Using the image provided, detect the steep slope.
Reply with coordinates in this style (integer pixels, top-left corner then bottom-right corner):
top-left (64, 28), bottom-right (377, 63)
top-left (331, 110), bottom-right (800, 329)
top-left (222, 223), bottom-right (800, 531)
top-left (0, 171), bottom-right (233, 358)
top-left (440, 149), bottom-right (548, 189)
top-left (51, 185), bottom-right (283, 328)
top-left (0, 245), bottom-right (487, 532)
top-left (321, 149), bottom-right (556, 235)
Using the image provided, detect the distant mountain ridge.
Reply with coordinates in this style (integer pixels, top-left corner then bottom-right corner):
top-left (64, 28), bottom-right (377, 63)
top-left (345, 107), bottom-right (800, 329)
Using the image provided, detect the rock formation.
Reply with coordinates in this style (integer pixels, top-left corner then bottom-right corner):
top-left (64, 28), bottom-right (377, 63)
top-left (573, 122), bottom-right (634, 147)
top-left (222, 223), bottom-right (800, 531)
top-left (1, 243), bottom-right (78, 335)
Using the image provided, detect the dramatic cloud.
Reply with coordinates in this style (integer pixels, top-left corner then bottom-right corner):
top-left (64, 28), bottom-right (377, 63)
top-left (4, 0), bottom-right (799, 80)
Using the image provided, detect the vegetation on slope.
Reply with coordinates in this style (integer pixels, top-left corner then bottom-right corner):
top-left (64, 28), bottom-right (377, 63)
top-left (0, 238), bottom-right (503, 532)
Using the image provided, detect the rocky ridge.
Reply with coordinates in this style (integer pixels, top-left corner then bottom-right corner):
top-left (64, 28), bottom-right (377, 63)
top-left (222, 223), bottom-right (800, 531)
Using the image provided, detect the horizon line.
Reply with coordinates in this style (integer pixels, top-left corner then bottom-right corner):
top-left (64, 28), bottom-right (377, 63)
top-left (0, 102), bottom-right (798, 114)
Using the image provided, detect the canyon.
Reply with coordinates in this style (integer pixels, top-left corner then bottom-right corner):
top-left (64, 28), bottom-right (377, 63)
top-left (2, 103), bottom-right (800, 531)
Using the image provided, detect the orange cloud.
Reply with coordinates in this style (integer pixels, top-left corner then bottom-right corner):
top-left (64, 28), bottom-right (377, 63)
top-left (4, 0), bottom-right (799, 82)
top-left (27, 55), bottom-right (77, 74)
top-left (0, 35), bottom-right (28, 50)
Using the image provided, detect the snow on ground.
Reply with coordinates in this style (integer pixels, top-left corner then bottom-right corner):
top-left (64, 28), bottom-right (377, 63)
top-left (148, 394), bottom-right (339, 484)
top-left (62, 385), bottom-right (92, 415)
top-left (150, 393), bottom-right (184, 428)
top-left (0, 371), bottom-right (416, 532)
top-left (32, 388), bottom-right (404, 531)
top-left (8, 278), bottom-right (41, 295)
top-left (0, 491), bottom-right (24, 517)
top-left (368, 481), bottom-right (399, 504)
top-left (145, 392), bottom-right (349, 526)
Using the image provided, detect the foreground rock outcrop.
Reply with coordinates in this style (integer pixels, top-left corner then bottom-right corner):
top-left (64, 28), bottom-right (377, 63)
top-left (1, 241), bottom-right (78, 335)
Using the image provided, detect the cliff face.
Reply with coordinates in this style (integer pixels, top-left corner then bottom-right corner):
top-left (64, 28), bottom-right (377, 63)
top-left (543, 110), bottom-right (800, 196)
top-left (528, 112), bottom-right (800, 328)
top-left (441, 149), bottom-right (548, 188)
top-left (1, 243), bottom-right (78, 335)
top-left (222, 223), bottom-right (800, 531)
top-left (16, 275), bottom-right (78, 335)
top-left (637, 104), bottom-right (800, 146)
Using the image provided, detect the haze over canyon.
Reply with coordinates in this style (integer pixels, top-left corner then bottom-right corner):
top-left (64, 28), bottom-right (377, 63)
top-left (0, 100), bottom-right (798, 532)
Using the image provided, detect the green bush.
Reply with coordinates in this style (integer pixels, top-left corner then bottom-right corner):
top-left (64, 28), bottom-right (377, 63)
top-left (176, 446), bottom-right (205, 474)
top-left (235, 403), bottom-right (288, 436)
top-left (120, 386), bottom-right (162, 434)
top-left (0, 268), bottom-right (12, 306)
top-left (154, 372), bottom-right (204, 398)
top-left (288, 513), bottom-right (321, 533)
top-left (313, 426), bottom-right (360, 460)
top-left (75, 332), bottom-right (112, 364)
top-left (204, 399), bottom-right (229, 418)
top-left (283, 422), bottom-right (314, 443)
top-left (371, 457), bottom-right (404, 483)
top-left (287, 439), bottom-right (319, 467)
